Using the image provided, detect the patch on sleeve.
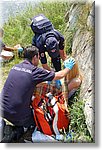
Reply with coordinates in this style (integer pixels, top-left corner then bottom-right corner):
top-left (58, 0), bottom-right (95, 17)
top-left (41, 53), bottom-right (45, 57)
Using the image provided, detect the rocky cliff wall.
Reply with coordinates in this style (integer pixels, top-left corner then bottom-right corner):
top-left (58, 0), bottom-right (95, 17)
top-left (65, 2), bottom-right (95, 139)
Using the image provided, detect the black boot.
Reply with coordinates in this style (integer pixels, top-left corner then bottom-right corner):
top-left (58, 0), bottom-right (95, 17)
top-left (1, 125), bottom-right (16, 143)
top-left (13, 126), bottom-right (24, 142)
top-left (1, 125), bottom-right (24, 143)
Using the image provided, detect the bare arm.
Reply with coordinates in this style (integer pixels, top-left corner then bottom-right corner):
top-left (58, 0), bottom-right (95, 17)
top-left (42, 63), bottom-right (52, 71)
top-left (53, 68), bottom-right (70, 80)
top-left (4, 46), bottom-right (17, 51)
top-left (59, 50), bottom-right (67, 61)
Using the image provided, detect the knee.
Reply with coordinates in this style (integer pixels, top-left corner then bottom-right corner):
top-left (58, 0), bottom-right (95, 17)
top-left (75, 78), bottom-right (82, 87)
top-left (68, 76), bottom-right (82, 91)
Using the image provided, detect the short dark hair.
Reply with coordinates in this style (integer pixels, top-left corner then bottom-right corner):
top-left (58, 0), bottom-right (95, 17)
top-left (24, 46), bottom-right (39, 61)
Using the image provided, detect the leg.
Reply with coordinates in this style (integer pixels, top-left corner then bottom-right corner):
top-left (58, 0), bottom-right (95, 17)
top-left (68, 75), bottom-right (82, 98)
top-left (1, 110), bottom-right (35, 143)
top-left (51, 56), bottom-right (61, 72)
top-left (13, 110), bottom-right (35, 128)
top-left (1, 125), bottom-right (24, 143)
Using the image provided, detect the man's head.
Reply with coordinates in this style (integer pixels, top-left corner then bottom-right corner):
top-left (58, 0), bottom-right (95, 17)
top-left (24, 46), bottom-right (39, 66)
top-left (45, 37), bottom-right (59, 58)
top-left (0, 28), bottom-right (4, 38)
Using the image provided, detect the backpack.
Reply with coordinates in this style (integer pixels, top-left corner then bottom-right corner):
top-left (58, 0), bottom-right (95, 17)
top-left (31, 14), bottom-right (54, 34)
top-left (32, 82), bottom-right (70, 136)
top-left (31, 14), bottom-right (60, 50)
top-left (34, 30), bottom-right (60, 51)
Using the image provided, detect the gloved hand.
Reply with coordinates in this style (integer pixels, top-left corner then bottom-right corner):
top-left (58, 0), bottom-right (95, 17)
top-left (64, 57), bottom-right (75, 70)
top-left (55, 80), bottom-right (62, 89)
top-left (17, 47), bottom-right (23, 52)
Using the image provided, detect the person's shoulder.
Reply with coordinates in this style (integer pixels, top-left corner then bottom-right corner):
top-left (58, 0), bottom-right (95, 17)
top-left (54, 29), bottom-right (64, 39)
top-left (54, 29), bottom-right (60, 34)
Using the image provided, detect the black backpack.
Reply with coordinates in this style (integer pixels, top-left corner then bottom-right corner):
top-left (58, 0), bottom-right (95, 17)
top-left (31, 14), bottom-right (54, 34)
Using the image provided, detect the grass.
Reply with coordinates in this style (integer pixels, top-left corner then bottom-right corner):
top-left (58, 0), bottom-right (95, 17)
top-left (0, 0), bottom-right (93, 142)
top-left (68, 89), bottom-right (92, 142)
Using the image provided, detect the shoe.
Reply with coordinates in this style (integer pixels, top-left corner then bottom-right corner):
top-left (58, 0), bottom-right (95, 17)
top-left (1, 125), bottom-right (16, 143)
top-left (1, 125), bottom-right (24, 143)
top-left (13, 126), bottom-right (24, 141)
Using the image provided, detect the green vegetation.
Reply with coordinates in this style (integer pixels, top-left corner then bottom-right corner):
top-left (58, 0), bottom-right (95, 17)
top-left (68, 89), bottom-right (92, 142)
top-left (0, 0), bottom-right (92, 142)
top-left (3, 1), bottom-right (69, 47)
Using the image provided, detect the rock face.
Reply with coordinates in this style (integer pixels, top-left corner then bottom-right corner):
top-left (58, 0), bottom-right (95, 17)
top-left (66, 2), bottom-right (95, 139)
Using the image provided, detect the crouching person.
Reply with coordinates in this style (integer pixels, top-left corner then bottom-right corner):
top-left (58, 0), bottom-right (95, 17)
top-left (0, 45), bottom-right (75, 143)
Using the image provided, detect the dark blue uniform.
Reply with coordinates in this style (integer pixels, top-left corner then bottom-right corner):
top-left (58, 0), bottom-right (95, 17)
top-left (0, 60), bottom-right (55, 127)
top-left (32, 29), bottom-right (65, 71)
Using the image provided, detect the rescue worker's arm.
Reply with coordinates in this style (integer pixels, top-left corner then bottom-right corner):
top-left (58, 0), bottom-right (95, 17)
top-left (40, 51), bottom-right (52, 71)
top-left (53, 58), bottom-right (75, 80)
top-left (53, 68), bottom-right (70, 80)
top-left (54, 29), bottom-right (66, 61)
top-left (32, 35), bottom-right (36, 46)
top-left (59, 50), bottom-right (67, 61)
top-left (42, 63), bottom-right (52, 71)
top-left (59, 37), bottom-right (67, 61)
